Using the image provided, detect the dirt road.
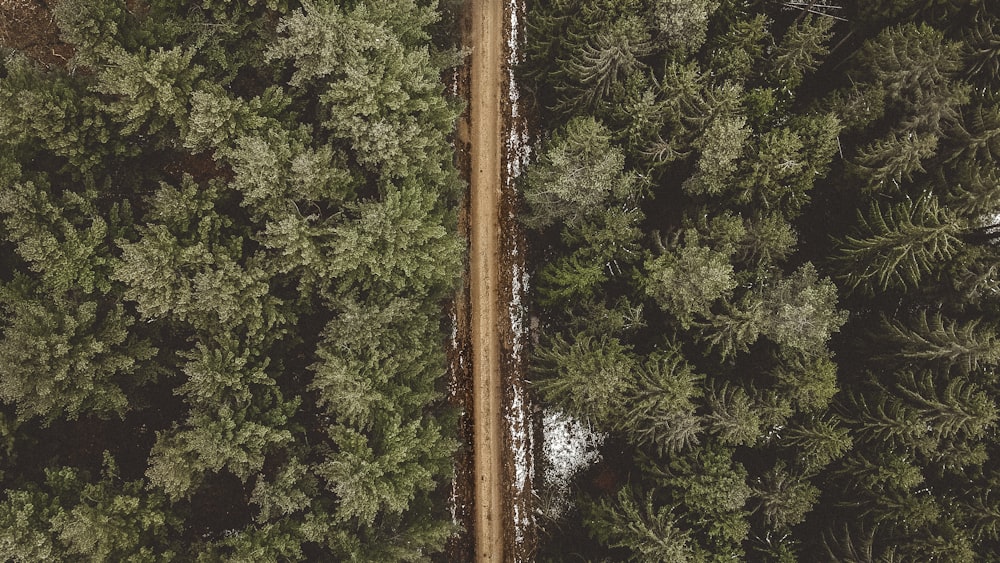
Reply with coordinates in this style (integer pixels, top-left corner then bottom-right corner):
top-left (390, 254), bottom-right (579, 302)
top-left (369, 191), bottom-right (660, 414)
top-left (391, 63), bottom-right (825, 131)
top-left (467, 0), bottom-right (504, 560)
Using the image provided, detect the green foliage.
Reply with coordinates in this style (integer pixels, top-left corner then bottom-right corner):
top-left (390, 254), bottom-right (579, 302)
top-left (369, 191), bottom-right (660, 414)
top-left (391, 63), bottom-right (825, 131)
top-left (585, 487), bottom-right (702, 562)
top-left (526, 1), bottom-right (1000, 559)
top-left (707, 14), bottom-right (768, 80)
top-left (852, 131), bottom-right (940, 191)
top-left (781, 417), bottom-right (853, 474)
top-left (532, 334), bottom-right (636, 426)
top-left (0, 280), bottom-right (153, 422)
top-left (0, 0), bottom-right (463, 558)
top-left (652, 0), bottom-right (719, 55)
top-left (645, 241), bottom-right (736, 326)
top-left (250, 458), bottom-right (316, 523)
top-left (536, 252), bottom-right (607, 305)
top-left (0, 178), bottom-right (117, 295)
top-left (147, 400), bottom-right (296, 500)
top-left (268, 0), bottom-right (459, 182)
top-left (0, 463), bottom-right (179, 562)
top-left (0, 57), bottom-right (117, 171)
top-left (879, 312), bottom-right (1000, 374)
top-left (750, 462), bottom-right (819, 530)
top-left (854, 22), bottom-right (970, 136)
top-left (324, 186), bottom-right (462, 300)
top-left (682, 114), bottom-right (749, 196)
top-left (704, 382), bottom-right (763, 447)
top-left (523, 116), bottom-right (636, 229)
top-left (184, 85), bottom-right (289, 152)
top-left (699, 264), bottom-right (845, 359)
top-left (95, 46), bottom-right (205, 136)
top-left (767, 16), bottom-right (834, 91)
top-left (555, 14), bottom-right (652, 113)
top-left (653, 444), bottom-right (752, 557)
top-left (834, 195), bottom-right (962, 294)
top-left (615, 349), bottom-right (704, 455)
top-left (319, 415), bottom-right (454, 526)
top-left (52, 0), bottom-right (129, 68)
top-left (310, 296), bottom-right (445, 428)
top-left (761, 263), bottom-right (847, 355)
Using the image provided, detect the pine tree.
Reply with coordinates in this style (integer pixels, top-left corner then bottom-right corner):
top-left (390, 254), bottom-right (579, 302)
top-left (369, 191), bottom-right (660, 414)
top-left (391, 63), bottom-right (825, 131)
top-left (522, 116), bottom-right (637, 229)
top-left (267, 0), bottom-right (459, 182)
top-left (963, 7), bottom-right (1000, 95)
top-left (0, 280), bottom-right (153, 423)
top-left (759, 263), bottom-right (847, 356)
top-left (750, 462), bottom-right (819, 531)
top-left (536, 253), bottom-right (607, 306)
top-left (0, 56), bottom-right (119, 171)
top-left (651, 0), bottom-right (720, 55)
top-left (853, 23), bottom-right (969, 137)
top-left (647, 444), bottom-right (752, 558)
top-left (895, 370), bottom-right (997, 440)
top-left (834, 195), bottom-right (963, 294)
top-left (584, 487), bottom-right (700, 562)
top-left (318, 415), bottom-right (454, 526)
top-left (681, 114), bottom-right (750, 197)
top-left (767, 15), bottom-right (834, 92)
top-left (146, 399), bottom-right (296, 501)
top-left (780, 416), bottom-right (853, 474)
top-left (707, 14), bottom-right (768, 80)
top-left (555, 15), bottom-right (651, 113)
top-left (851, 131), bottom-right (940, 192)
top-left (645, 241), bottom-right (736, 327)
top-left (0, 178), bottom-right (115, 295)
top-left (94, 45), bottom-right (205, 136)
top-left (771, 353), bottom-right (839, 413)
top-left (879, 312), bottom-right (1000, 374)
top-left (945, 104), bottom-right (1000, 165)
top-left (704, 382), bottom-right (763, 447)
top-left (944, 159), bottom-right (1000, 218)
top-left (616, 348), bottom-right (704, 455)
top-left (323, 186), bottom-right (463, 300)
top-left (532, 334), bottom-right (635, 427)
top-left (250, 457), bottom-right (316, 523)
top-left (309, 296), bottom-right (445, 428)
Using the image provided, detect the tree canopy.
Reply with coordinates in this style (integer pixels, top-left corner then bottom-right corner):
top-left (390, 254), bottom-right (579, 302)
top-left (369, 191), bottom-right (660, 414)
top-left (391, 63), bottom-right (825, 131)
top-left (522, 0), bottom-right (1000, 560)
top-left (0, 0), bottom-right (464, 559)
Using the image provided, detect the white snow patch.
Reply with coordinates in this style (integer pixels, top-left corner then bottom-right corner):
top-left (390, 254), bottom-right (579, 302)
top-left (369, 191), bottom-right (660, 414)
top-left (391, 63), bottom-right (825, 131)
top-left (447, 309), bottom-right (461, 396)
top-left (507, 376), bottom-right (535, 547)
top-left (450, 477), bottom-right (460, 526)
top-left (509, 384), bottom-right (532, 491)
top-left (539, 410), bottom-right (606, 519)
top-left (509, 258), bottom-right (529, 362)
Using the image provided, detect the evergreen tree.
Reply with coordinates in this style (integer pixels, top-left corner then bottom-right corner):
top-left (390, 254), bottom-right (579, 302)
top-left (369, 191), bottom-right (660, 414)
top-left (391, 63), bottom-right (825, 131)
top-left (651, 0), bottom-right (720, 55)
top-left (750, 462), bottom-right (819, 531)
top-left (0, 280), bottom-right (154, 423)
top-left (878, 312), bottom-right (1000, 374)
top-left (585, 487), bottom-right (701, 562)
top-left (834, 195), bottom-right (963, 294)
top-left (532, 333), bottom-right (636, 427)
top-left (766, 16), bottom-right (834, 92)
top-left (555, 15), bottom-right (651, 113)
top-left (645, 240), bottom-right (736, 327)
top-left (522, 116), bottom-right (637, 229)
top-left (615, 348), bottom-right (704, 455)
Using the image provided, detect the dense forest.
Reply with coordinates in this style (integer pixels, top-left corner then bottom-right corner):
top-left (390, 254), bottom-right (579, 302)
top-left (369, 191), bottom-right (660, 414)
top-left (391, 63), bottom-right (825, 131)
top-left (521, 0), bottom-right (1000, 560)
top-left (0, 0), bottom-right (466, 560)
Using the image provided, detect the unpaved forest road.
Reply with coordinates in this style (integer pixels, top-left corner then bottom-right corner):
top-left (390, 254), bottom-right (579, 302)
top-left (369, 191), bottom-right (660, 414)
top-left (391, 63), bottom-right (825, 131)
top-left (466, 0), bottom-right (504, 560)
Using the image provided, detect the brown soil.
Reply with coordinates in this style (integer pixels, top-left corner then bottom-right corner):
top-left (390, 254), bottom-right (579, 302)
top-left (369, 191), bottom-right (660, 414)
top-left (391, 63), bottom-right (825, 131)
top-left (467, 0), bottom-right (505, 559)
top-left (0, 0), bottom-right (73, 68)
top-left (447, 0), bottom-right (535, 560)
